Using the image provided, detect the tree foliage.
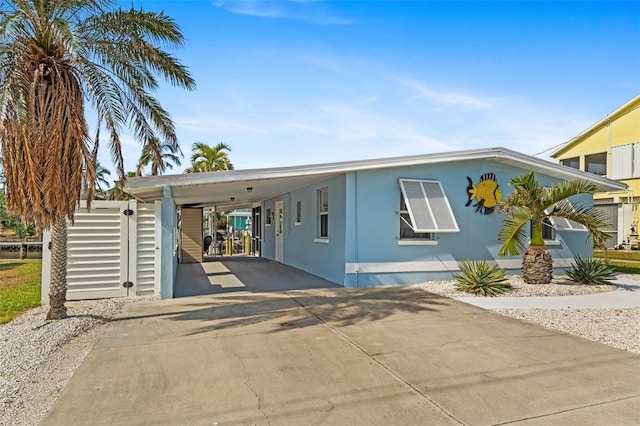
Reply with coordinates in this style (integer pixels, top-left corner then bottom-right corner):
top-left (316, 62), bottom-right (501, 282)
top-left (497, 171), bottom-right (610, 256)
top-left (0, 0), bottom-right (195, 229)
top-left (187, 142), bottom-right (234, 173)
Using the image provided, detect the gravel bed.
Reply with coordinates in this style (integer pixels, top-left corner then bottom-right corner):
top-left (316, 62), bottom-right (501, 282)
top-left (492, 308), bottom-right (640, 354)
top-left (0, 296), bottom-right (156, 426)
top-left (415, 273), bottom-right (640, 355)
top-left (413, 274), bottom-right (621, 298)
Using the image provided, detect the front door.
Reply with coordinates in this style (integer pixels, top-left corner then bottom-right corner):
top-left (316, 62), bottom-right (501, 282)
top-left (275, 200), bottom-right (284, 262)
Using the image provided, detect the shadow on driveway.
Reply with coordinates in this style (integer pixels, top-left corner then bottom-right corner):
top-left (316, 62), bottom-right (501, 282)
top-left (174, 256), bottom-right (340, 298)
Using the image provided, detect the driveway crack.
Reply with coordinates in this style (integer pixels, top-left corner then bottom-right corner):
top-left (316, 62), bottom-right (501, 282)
top-left (231, 350), bottom-right (271, 425)
top-left (288, 294), bottom-right (464, 425)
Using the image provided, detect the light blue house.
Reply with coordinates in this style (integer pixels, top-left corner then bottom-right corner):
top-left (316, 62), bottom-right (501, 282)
top-left (126, 147), bottom-right (626, 296)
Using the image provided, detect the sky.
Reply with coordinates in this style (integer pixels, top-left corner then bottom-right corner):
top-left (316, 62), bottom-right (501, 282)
top-left (106, 0), bottom-right (640, 179)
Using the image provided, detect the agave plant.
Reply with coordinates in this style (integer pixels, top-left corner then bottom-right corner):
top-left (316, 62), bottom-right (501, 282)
top-left (453, 260), bottom-right (512, 297)
top-left (566, 256), bottom-right (616, 285)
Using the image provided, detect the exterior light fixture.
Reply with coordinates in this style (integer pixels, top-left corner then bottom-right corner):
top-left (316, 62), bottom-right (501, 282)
top-left (230, 197), bottom-right (235, 202)
top-left (246, 187), bottom-right (253, 193)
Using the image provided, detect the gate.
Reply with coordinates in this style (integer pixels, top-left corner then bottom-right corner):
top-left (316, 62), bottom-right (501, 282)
top-left (42, 200), bottom-right (158, 302)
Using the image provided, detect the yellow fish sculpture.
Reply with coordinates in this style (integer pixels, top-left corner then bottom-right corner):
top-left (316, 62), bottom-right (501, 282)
top-left (466, 173), bottom-right (502, 215)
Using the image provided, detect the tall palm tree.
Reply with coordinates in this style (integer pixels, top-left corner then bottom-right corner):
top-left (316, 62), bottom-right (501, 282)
top-left (136, 137), bottom-right (183, 176)
top-left (497, 171), bottom-right (610, 284)
top-left (187, 142), bottom-right (234, 172)
top-left (0, 0), bottom-right (195, 319)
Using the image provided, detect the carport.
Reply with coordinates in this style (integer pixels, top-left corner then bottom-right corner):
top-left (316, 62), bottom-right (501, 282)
top-left (174, 256), bottom-right (340, 298)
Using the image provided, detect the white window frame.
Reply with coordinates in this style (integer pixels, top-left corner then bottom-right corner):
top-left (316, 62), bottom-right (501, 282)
top-left (295, 201), bottom-right (302, 226)
top-left (317, 188), bottom-right (329, 240)
top-left (265, 208), bottom-right (272, 227)
top-left (399, 194), bottom-right (436, 245)
top-left (398, 179), bottom-right (459, 236)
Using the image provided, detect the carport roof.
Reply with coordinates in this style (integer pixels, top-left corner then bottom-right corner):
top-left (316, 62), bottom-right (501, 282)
top-left (124, 147), bottom-right (627, 209)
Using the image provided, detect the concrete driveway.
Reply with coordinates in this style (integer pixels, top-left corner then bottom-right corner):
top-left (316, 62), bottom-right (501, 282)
top-left (43, 283), bottom-right (640, 425)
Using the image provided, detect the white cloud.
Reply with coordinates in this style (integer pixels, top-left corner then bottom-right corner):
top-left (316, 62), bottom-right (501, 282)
top-left (285, 122), bottom-right (331, 135)
top-left (398, 78), bottom-right (492, 109)
top-left (212, 0), bottom-right (352, 25)
top-left (176, 115), bottom-right (268, 135)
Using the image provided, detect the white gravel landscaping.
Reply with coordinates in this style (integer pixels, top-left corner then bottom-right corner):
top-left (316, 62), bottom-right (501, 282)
top-left (1, 275), bottom-right (639, 426)
top-left (0, 296), bottom-right (156, 426)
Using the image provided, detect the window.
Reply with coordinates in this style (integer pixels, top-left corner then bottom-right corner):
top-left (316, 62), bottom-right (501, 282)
top-left (534, 201), bottom-right (588, 242)
top-left (400, 195), bottom-right (433, 241)
top-left (295, 201), bottom-right (302, 225)
top-left (560, 157), bottom-right (579, 170)
top-left (398, 179), bottom-right (459, 239)
top-left (585, 152), bottom-right (607, 176)
top-left (317, 189), bottom-right (328, 238)
top-left (266, 208), bottom-right (272, 226)
top-left (531, 218), bottom-right (556, 241)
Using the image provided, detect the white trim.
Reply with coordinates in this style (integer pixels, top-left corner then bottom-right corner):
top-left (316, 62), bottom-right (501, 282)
top-left (397, 240), bottom-right (438, 246)
top-left (314, 238), bottom-right (329, 244)
top-left (294, 222), bottom-right (302, 226)
top-left (126, 147), bottom-right (627, 206)
top-left (344, 258), bottom-right (577, 274)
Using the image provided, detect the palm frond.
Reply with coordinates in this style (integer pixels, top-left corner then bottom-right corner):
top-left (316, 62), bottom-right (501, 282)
top-left (498, 207), bottom-right (530, 256)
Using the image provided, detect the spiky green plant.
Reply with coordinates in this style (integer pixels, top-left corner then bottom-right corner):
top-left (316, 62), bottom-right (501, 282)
top-left (453, 260), bottom-right (512, 297)
top-left (566, 256), bottom-right (616, 285)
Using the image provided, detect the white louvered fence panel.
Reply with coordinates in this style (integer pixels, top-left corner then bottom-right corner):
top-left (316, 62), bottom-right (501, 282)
top-left (136, 204), bottom-right (157, 295)
top-left (65, 202), bottom-right (129, 300)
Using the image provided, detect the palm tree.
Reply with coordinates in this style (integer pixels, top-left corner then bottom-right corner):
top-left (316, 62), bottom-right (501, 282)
top-left (136, 137), bottom-right (183, 176)
top-left (0, 0), bottom-right (195, 319)
top-left (94, 162), bottom-right (111, 200)
top-left (187, 142), bottom-right (234, 172)
top-left (497, 171), bottom-right (610, 284)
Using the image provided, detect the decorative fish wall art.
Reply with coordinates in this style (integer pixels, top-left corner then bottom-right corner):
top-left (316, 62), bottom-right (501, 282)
top-left (466, 173), bottom-right (502, 215)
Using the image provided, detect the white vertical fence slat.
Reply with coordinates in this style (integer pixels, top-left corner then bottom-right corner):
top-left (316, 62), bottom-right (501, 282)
top-left (135, 202), bottom-right (157, 295)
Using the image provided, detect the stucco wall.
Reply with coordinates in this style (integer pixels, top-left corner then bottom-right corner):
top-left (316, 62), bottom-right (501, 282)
top-left (343, 160), bottom-right (595, 287)
top-left (260, 160), bottom-right (596, 288)
top-left (262, 175), bottom-right (347, 285)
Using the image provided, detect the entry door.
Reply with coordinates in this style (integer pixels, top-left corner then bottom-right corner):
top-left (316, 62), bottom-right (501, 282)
top-left (275, 200), bottom-right (284, 262)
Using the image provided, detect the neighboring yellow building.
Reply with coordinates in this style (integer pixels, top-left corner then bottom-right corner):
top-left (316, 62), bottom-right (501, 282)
top-left (551, 94), bottom-right (639, 248)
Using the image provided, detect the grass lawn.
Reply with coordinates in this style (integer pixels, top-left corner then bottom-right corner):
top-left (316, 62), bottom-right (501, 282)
top-left (0, 259), bottom-right (42, 324)
top-left (593, 250), bottom-right (640, 275)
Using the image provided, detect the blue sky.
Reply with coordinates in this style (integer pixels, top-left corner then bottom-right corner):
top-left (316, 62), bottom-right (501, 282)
top-left (108, 0), bottom-right (640, 177)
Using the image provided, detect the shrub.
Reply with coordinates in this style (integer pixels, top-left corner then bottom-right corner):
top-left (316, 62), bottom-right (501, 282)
top-left (566, 256), bottom-right (616, 285)
top-left (453, 260), bottom-right (511, 296)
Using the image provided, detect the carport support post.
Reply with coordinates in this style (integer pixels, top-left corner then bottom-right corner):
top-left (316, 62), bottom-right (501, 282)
top-left (158, 186), bottom-right (177, 299)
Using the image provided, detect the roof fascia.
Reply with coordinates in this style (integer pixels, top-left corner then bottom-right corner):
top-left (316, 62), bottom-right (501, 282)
top-left (550, 94), bottom-right (640, 158)
top-left (125, 146), bottom-right (627, 197)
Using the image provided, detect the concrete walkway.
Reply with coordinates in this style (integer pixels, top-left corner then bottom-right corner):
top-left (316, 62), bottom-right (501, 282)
top-left (43, 286), bottom-right (640, 425)
top-left (456, 276), bottom-right (640, 309)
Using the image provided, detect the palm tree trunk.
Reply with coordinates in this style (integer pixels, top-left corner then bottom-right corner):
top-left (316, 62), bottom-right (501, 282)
top-left (522, 245), bottom-right (553, 284)
top-left (47, 216), bottom-right (68, 320)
